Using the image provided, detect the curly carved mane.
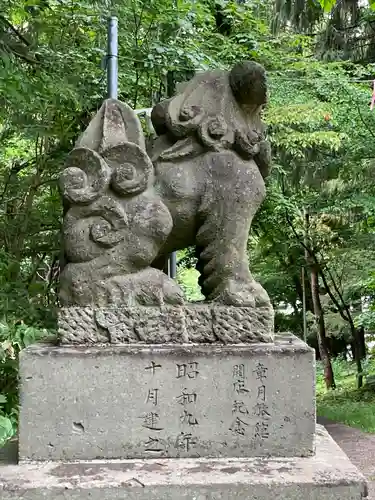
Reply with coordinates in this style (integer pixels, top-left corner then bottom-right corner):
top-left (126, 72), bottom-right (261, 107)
top-left (151, 62), bottom-right (268, 161)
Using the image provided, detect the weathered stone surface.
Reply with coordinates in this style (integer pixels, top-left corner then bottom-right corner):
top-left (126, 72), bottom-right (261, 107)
top-left (1, 427), bottom-right (368, 499)
top-left (18, 334), bottom-right (314, 462)
top-left (59, 61), bottom-right (274, 320)
top-left (58, 304), bottom-right (274, 344)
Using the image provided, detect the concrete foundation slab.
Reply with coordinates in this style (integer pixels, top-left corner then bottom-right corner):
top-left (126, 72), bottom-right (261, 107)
top-left (18, 334), bottom-right (315, 462)
top-left (0, 426), bottom-right (367, 499)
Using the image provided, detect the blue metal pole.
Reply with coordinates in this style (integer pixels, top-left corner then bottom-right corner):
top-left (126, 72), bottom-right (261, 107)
top-left (165, 71), bottom-right (177, 280)
top-left (107, 18), bottom-right (177, 281)
top-left (107, 17), bottom-right (118, 99)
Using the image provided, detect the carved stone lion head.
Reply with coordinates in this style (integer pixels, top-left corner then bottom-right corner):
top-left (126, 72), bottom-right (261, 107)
top-left (151, 60), bottom-right (268, 160)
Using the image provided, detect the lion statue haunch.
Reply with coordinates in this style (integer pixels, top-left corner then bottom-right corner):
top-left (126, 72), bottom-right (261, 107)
top-left (59, 61), bottom-right (273, 311)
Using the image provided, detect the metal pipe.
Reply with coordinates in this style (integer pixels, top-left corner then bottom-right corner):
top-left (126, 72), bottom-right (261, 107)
top-left (112, 35), bottom-right (178, 280)
top-left (107, 17), bottom-right (118, 99)
top-left (169, 251), bottom-right (177, 280)
top-left (165, 71), bottom-right (177, 280)
top-left (302, 266), bottom-right (307, 343)
top-left (302, 207), bottom-right (309, 343)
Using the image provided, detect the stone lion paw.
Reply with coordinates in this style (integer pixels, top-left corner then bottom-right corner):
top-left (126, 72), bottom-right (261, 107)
top-left (209, 278), bottom-right (271, 308)
top-left (108, 268), bottom-right (185, 306)
top-left (60, 266), bottom-right (184, 307)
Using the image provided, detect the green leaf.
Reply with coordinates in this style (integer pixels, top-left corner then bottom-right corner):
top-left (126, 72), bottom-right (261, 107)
top-left (313, 0), bottom-right (335, 12)
top-left (0, 415), bottom-right (14, 446)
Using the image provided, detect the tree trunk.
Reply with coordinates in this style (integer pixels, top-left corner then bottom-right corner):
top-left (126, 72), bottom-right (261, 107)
top-left (310, 264), bottom-right (336, 389)
top-left (348, 321), bottom-right (364, 389)
top-left (317, 267), bottom-right (364, 388)
top-left (286, 208), bottom-right (364, 389)
top-left (357, 326), bottom-right (367, 359)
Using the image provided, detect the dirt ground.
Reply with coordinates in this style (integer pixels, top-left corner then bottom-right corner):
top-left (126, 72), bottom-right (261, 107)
top-left (318, 416), bottom-right (375, 499)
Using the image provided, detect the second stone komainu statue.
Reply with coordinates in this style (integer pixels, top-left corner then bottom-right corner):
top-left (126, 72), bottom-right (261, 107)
top-left (58, 60), bottom-right (274, 344)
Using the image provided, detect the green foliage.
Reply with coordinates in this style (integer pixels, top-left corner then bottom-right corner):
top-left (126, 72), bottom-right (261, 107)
top-left (252, 57), bottom-right (375, 352)
top-left (176, 249), bottom-right (204, 302)
top-left (0, 318), bottom-right (49, 445)
top-left (318, 0), bottom-right (336, 13)
top-left (316, 357), bottom-right (375, 433)
top-left (318, 0), bottom-right (375, 12)
top-left (177, 268), bottom-right (205, 302)
top-left (0, 415), bottom-right (13, 447)
top-left (274, 0), bottom-right (375, 62)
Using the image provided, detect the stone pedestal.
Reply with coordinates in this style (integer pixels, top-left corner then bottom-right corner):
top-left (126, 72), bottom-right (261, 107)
top-left (18, 335), bottom-right (315, 462)
top-left (57, 305), bottom-right (274, 344)
top-left (0, 427), bottom-right (368, 499)
top-left (0, 333), bottom-right (368, 499)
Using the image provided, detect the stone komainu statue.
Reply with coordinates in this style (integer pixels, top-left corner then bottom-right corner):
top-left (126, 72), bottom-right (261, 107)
top-left (59, 61), bottom-right (272, 313)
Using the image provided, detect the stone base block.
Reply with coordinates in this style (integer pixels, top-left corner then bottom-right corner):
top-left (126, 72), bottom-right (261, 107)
top-left (0, 427), bottom-right (368, 499)
top-left (18, 335), bottom-right (315, 462)
top-left (58, 304), bottom-right (274, 344)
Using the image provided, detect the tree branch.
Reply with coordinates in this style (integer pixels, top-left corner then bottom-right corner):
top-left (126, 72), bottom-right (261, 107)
top-left (0, 15), bottom-right (31, 47)
top-left (285, 209), bottom-right (351, 323)
top-left (27, 253), bottom-right (47, 287)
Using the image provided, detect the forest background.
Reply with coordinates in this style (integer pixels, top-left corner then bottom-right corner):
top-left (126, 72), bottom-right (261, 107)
top-left (1, 0), bottom-right (375, 442)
